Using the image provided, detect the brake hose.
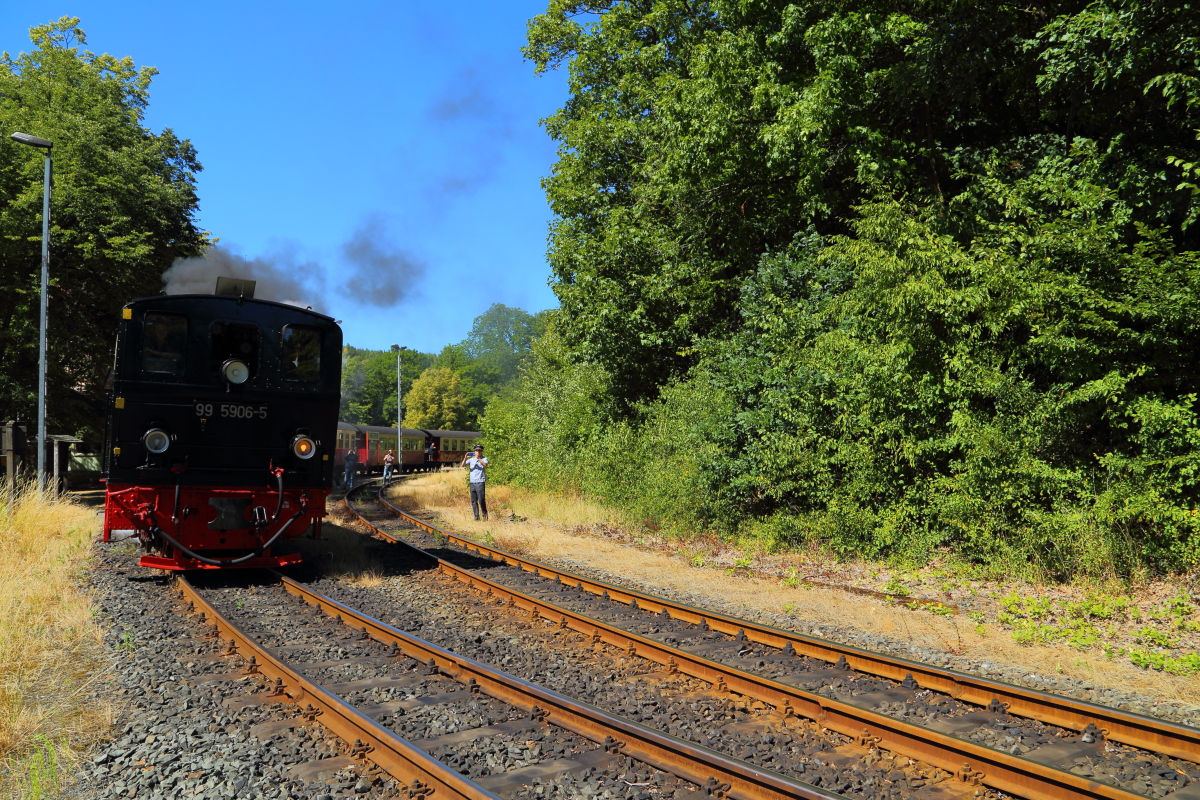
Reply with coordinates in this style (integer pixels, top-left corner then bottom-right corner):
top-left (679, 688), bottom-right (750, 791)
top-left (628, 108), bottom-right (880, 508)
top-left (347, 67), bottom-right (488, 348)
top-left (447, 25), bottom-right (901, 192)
top-left (152, 498), bottom-right (307, 567)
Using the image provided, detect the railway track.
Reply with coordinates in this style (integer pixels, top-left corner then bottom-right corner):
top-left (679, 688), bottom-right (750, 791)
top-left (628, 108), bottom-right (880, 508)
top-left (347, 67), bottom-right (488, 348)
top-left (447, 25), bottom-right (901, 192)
top-left (178, 567), bottom-right (860, 800)
top-left (340, 480), bottom-right (1200, 800)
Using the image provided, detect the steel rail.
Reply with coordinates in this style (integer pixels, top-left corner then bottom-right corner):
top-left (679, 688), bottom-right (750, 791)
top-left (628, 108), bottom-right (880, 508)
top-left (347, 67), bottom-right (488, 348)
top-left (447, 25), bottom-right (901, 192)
top-left (175, 574), bottom-right (500, 800)
top-left (274, 571), bottom-right (848, 800)
top-left (345, 486), bottom-right (1171, 800)
top-left (360, 485), bottom-right (1200, 765)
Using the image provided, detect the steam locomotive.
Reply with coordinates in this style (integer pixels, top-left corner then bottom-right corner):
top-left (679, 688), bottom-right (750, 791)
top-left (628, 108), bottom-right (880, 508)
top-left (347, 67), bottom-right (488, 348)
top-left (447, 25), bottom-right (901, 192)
top-left (102, 287), bottom-right (341, 570)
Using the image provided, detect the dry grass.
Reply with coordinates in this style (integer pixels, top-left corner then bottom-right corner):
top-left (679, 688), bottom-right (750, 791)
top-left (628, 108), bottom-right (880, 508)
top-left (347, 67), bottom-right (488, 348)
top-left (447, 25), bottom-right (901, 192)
top-left (385, 470), bottom-right (624, 531)
top-left (285, 518), bottom-right (387, 587)
top-left (386, 472), bottom-right (1200, 711)
top-left (0, 482), bottom-right (112, 798)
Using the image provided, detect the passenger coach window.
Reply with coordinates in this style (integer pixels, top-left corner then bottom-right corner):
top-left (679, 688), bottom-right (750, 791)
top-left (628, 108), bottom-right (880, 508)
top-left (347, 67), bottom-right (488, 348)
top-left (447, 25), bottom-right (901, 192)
top-left (142, 313), bottom-right (188, 374)
top-left (281, 325), bottom-right (322, 382)
top-left (211, 322), bottom-right (259, 378)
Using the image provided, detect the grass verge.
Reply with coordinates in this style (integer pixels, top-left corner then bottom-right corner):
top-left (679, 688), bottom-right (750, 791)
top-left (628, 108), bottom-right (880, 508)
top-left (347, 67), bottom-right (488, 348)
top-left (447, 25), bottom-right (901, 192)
top-left (0, 482), bottom-right (111, 799)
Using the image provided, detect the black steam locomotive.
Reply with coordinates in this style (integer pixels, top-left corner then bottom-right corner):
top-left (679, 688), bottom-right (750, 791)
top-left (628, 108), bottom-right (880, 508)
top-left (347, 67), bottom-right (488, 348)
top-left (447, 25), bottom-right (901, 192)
top-left (103, 286), bottom-right (341, 569)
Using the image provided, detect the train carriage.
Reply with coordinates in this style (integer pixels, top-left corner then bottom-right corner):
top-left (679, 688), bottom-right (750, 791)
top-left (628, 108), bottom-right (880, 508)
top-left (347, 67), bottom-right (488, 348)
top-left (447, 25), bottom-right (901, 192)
top-left (103, 293), bottom-right (342, 570)
top-left (400, 430), bottom-right (429, 471)
top-left (332, 424), bottom-right (481, 477)
top-left (423, 430), bottom-right (482, 468)
top-left (334, 422), bottom-right (365, 475)
top-left (334, 423), bottom-right (429, 477)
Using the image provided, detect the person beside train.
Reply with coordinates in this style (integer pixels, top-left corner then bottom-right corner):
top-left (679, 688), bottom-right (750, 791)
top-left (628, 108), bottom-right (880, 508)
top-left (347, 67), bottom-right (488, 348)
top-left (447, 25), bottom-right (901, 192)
top-left (382, 449), bottom-right (396, 485)
top-left (426, 441), bottom-right (437, 471)
top-left (461, 444), bottom-right (488, 521)
top-left (343, 448), bottom-right (358, 488)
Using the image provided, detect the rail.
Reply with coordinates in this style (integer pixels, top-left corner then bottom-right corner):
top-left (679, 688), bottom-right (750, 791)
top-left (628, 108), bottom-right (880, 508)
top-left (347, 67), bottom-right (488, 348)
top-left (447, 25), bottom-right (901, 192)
top-left (359, 483), bottom-right (1200, 763)
top-left (176, 573), bottom-right (500, 800)
top-left (343, 482), bottom-right (1195, 800)
top-left (274, 572), bottom-right (848, 800)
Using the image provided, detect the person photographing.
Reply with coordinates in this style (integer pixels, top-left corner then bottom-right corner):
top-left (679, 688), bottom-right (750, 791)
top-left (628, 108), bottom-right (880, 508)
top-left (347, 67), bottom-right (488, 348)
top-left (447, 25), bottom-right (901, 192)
top-left (382, 449), bottom-right (396, 486)
top-left (461, 444), bottom-right (488, 521)
top-left (343, 447), bottom-right (358, 489)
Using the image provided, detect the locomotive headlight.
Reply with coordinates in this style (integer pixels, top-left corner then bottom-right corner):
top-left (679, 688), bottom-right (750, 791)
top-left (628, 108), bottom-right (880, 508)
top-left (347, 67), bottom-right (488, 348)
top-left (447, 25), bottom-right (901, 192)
top-left (291, 435), bottom-right (316, 460)
top-left (143, 428), bottom-right (171, 454)
top-left (221, 358), bottom-right (250, 384)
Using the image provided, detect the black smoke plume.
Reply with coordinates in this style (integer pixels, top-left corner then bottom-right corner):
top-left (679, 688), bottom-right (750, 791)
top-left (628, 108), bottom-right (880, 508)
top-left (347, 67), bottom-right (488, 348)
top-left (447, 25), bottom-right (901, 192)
top-left (162, 245), bottom-right (324, 309)
top-left (336, 217), bottom-right (426, 307)
top-left (162, 218), bottom-right (425, 311)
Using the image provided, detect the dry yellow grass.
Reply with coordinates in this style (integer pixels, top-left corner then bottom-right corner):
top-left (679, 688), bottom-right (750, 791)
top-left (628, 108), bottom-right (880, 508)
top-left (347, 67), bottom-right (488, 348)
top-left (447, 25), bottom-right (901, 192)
top-left (386, 472), bottom-right (1200, 710)
top-left (0, 482), bottom-right (112, 798)
top-left (386, 470), bottom-right (624, 531)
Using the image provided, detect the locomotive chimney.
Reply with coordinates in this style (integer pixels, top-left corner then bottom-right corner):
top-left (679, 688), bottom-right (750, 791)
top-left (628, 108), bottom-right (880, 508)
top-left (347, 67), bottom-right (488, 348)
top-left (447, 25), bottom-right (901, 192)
top-left (214, 277), bottom-right (256, 299)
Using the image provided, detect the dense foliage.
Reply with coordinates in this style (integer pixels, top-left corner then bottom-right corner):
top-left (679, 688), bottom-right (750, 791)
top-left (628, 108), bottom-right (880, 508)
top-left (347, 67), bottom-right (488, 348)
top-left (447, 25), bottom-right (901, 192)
top-left (525, 0), bottom-right (1200, 406)
top-left (340, 305), bottom-right (548, 429)
top-left (486, 0), bottom-right (1200, 577)
top-left (403, 367), bottom-right (472, 430)
top-left (339, 346), bottom-right (432, 426)
top-left (0, 18), bottom-right (207, 438)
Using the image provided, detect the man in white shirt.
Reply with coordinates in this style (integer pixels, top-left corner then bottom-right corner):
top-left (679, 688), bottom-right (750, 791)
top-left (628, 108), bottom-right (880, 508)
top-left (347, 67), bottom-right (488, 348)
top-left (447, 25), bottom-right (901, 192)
top-left (462, 444), bottom-right (488, 521)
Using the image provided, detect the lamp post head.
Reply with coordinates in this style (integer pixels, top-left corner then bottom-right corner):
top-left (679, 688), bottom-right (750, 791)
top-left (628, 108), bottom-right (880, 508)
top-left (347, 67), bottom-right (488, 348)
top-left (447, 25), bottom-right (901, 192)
top-left (10, 132), bottom-right (53, 149)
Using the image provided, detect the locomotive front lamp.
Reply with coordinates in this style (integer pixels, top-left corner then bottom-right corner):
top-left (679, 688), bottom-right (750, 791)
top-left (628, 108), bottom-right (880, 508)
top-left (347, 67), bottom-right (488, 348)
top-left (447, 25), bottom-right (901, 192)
top-left (291, 435), bottom-right (316, 459)
top-left (221, 358), bottom-right (250, 384)
top-left (143, 428), bottom-right (171, 455)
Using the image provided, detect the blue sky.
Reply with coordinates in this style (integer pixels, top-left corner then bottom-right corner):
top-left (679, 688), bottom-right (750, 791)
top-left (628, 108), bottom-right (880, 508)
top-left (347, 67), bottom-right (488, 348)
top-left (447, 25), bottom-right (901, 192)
top-left (1, 2), bottom-right (568, 354)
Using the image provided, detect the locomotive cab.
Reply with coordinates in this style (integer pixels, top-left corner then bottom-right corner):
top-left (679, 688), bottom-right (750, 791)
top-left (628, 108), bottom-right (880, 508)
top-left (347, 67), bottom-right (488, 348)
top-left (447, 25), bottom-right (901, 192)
top-left (103, 294), bottom-right (342, 569)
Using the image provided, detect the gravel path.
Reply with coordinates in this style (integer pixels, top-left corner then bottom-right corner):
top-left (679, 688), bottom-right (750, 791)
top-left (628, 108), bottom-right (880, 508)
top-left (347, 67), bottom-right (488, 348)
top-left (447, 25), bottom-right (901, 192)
top-left (74, 544), bottom-right (404, 800)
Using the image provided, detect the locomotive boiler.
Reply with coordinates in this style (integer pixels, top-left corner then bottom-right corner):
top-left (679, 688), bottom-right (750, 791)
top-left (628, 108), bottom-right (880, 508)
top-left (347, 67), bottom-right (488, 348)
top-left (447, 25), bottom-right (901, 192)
top-left (103, 288), bottom-right (342, 569)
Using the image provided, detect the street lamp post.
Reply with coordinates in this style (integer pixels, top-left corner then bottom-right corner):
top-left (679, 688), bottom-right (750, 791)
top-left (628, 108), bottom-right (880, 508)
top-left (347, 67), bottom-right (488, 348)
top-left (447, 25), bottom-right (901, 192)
top-left (390, 345), bottom-right (407, 428)
top-left (10, 132), bottom-right (53, 492)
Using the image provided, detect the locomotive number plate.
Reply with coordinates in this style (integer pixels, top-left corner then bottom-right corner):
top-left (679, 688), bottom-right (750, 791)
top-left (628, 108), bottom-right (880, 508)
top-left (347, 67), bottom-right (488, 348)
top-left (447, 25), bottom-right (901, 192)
top-left (194, 401), bottom-right (267, 420)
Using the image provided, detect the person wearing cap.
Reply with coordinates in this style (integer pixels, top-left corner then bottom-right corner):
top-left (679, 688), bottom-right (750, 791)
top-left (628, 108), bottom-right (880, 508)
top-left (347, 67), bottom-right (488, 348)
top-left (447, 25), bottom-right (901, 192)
top-left (382, 449), bottom-right (396, 486)
top-left (342, 446), bottom-right (358, 489)
top-left (461, 444), bottom-right (489, 521)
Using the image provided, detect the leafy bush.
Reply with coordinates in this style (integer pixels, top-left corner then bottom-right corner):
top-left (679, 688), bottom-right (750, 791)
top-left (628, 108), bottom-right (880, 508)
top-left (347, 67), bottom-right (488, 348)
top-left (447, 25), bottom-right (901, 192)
top-left (483, 326), bottom-right (733, 533)
top-left (501, 0), bottom-right (1200, 579)
top-left (694, 166), bottom-right (1200, 577)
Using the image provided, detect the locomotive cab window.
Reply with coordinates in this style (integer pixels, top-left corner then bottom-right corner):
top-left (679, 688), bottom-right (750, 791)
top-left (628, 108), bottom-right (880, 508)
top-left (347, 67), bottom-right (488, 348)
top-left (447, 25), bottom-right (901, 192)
top-left (281, 325), bottom-right (322, 382)
top-left (210, 322), bottom-right (259, 383)
top-left (142, 313), bottom-right (188, 374)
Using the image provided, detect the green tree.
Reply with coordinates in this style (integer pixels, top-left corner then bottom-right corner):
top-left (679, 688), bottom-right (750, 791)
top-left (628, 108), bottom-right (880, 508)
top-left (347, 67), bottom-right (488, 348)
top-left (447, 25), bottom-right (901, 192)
top-left (403, 367), bottom-right (471, 430)
top-left (0, 17), bottom-right (208, 437)
top-left (463, 303), bottom-right (548, 386)
top-left (526, 0), bottom-right (1200, 405)
top-left (430, 344), bottom-right (492, 428)
top-left (495, 0), bottom-right (1200, 576)
top-left (339, 346), bottom-right (430, 426)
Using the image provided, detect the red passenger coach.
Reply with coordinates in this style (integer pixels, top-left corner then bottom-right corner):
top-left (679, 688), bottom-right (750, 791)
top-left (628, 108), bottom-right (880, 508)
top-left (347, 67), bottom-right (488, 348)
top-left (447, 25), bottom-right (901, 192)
top-left (424, 430), bottom-right (482, 467)
top-left (332, 423), bottom-right (481, 478)
top-left (103, 289), bottom-right (342, 570)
